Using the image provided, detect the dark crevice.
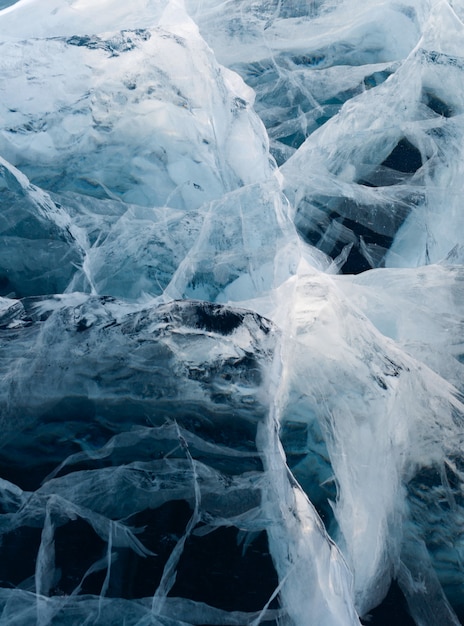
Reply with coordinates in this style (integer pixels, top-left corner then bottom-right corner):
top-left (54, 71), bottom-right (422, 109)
top-left (0, 527), bottom-right (42, 588)
top-left (54, 519), bottom-right (108, 596)
top-left (361, 580), bottom-right (416, 625)
top-left (106, 502), bottom-right (193, 599)
top-left (296, 208), bottom-right (394, 274)
top-left (422, 90), bottom-right (454, 117)
top-left (171, 526), bottom-right (279, 612)
top-left (381, 138), bottom-right (423, 174)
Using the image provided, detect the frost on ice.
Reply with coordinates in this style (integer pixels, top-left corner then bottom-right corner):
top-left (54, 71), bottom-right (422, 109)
top-left (0, 1), bottom-right (463, 625)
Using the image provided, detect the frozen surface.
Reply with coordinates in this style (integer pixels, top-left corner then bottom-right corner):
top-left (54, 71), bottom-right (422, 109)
top-left (0, 0), bottom-right (463, 625)
top-left (282, 1), bottom-right (464, 273)
top-left (0, 3), bottom-right (274, 209)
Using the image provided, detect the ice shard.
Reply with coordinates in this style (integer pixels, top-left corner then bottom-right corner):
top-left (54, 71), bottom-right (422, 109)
top-left (0, 0), bottom-right (463, 625)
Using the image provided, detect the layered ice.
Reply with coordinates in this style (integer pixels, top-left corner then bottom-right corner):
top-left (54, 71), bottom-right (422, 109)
top-left (0, 2), bottom-right (274, 208)
top-left (282, 1), bottom-right (464, 272)
top-left (0, 0), bottom-right (463, 625)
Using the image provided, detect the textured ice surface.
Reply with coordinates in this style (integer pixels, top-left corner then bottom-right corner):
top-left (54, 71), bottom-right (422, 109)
top-left (188, 0), bottom-right (426, 166)
top-left (282, 1), bottom-right (464, 273)
top-left (0, 294), bottom-right (360, 625)
top-left (0, 0), bottom-right (463, 625)
top-left (270, 272), bottom-right (463, 618)
top-left (0, 3), bottom-right (274, 209)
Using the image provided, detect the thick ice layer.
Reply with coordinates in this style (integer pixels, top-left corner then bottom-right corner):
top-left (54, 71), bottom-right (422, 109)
top-left (0, 158), bottom-right (315, 301)
top-left (335, 264), bottom-right (464, 392)
top-left (0, 0), bottom-right (171, 39)
top-left (1, 0), bottom-right (464, 624)
top-left (0, 4), bottom-right (274, 209)
top-left (282, 1), bottom-right (464, 272)
top-left (0, 295), bottom-right (360, 625)
top-left (0, 296), bottom-right (275, 439)
top-left (263, 271), bottom-right (464, 618)
top-left (185, 0), bottom-right (429, 165)
top-left (0, 158), bottom-right (85, 298)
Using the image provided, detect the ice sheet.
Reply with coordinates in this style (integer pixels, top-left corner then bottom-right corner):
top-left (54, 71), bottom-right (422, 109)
top-left (0, 0), bottom-right (463, 624)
